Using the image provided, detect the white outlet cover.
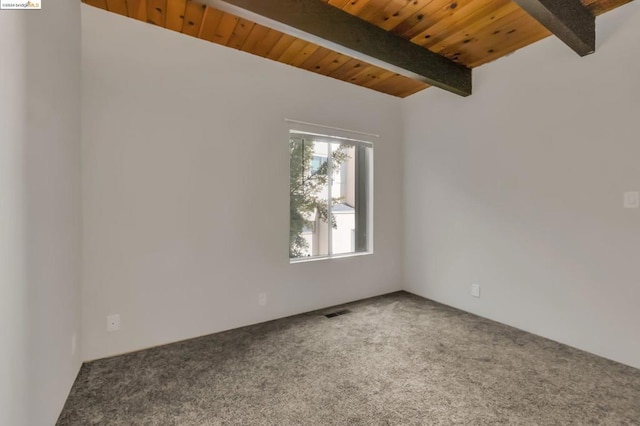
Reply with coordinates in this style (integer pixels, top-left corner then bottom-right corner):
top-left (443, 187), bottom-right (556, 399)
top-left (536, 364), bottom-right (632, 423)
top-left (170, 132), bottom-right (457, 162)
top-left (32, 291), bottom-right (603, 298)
top-left (624, 192), bottom-right (639, 209)
top-left (471, 284), bottom-right (481, 298)
top-left (107, 314), bottom-right (120, 332)
top-left (258, 293), bottom-right (267, 306)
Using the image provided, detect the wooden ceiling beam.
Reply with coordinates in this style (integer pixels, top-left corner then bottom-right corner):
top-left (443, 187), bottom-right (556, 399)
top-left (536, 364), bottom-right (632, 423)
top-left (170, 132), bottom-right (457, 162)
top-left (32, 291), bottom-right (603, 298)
top-left (202, 0), bottom-right (472, 97)
top-left (513, 0), bottom-right (595, 56)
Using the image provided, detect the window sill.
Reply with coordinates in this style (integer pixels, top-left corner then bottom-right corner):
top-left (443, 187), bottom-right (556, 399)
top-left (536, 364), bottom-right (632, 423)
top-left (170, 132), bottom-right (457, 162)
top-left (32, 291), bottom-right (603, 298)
top-left (289, 251), bottom-right (373, 264)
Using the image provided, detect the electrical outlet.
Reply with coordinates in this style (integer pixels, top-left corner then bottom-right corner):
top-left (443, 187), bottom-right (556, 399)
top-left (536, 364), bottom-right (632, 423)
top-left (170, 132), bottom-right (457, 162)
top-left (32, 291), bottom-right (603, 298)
top-left (107, 314), bottom-right (120, 332)
top-left (471, 284), bottom-right (481, 298)
top-left (624, 192), bottom-right (639, 209)
top-left (258, 293), bottom-right (267, 306)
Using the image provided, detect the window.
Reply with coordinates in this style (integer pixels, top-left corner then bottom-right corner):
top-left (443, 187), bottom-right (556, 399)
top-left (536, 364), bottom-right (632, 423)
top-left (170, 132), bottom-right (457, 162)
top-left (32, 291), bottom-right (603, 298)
top-left (289, 130), bottom-right (373, 261)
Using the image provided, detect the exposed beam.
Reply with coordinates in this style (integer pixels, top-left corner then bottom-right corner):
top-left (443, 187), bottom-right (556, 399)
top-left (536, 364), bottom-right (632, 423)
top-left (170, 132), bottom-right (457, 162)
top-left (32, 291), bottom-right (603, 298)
top-left (513, 0), bottom-right (596, 56)
top-left (203, 0), bottom-right (472, 97)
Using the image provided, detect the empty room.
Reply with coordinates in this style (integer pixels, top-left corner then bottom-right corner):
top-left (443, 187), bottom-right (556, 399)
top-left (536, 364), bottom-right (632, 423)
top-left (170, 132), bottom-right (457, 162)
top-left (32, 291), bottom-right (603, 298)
top-left (1, 0), bottom-right (639, 424)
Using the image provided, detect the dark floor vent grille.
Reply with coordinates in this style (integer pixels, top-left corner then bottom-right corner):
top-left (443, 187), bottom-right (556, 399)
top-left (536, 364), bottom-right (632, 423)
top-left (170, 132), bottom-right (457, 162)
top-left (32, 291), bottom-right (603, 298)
top-left (325, 309), bottom-right (351, 318)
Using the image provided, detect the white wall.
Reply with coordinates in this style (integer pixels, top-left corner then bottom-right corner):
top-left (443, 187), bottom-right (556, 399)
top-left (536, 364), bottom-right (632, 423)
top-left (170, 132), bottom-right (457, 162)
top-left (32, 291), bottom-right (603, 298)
top-left (0, 1), bottom-right (82, 425)
top-left (404, 2), bottom-right (640, 369)
top-left (81, 5), bottom-right (404, 361)
top-left (0, 13), bottom-right (28, 426)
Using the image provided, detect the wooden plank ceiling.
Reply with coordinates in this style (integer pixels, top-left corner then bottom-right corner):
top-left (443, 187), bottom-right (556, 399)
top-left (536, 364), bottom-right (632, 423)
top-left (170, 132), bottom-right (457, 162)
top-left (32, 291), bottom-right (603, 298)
top-left (83, 0), bottom-right (632, 98)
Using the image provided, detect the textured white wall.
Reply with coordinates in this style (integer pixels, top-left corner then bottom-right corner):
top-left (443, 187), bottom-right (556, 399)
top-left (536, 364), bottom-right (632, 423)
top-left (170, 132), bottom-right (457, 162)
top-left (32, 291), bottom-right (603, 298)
top-left (0, 13), bottom-right (29, 426)
top-left (403, 3), bottom-right (640, 369)
top-left (0, 1), bottom-right (82, 425)
top-left (81, 5), bottom-right (404, 361)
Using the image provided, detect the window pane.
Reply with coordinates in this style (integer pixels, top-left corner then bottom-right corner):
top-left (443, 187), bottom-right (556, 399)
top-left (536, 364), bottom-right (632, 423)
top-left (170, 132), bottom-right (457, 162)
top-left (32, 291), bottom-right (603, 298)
top-left (354, 144), bottom-right (371, 253)
top-left (330, 143), bottom-right (356, 255)
top-left (289, 138), bottom-right (329, 259)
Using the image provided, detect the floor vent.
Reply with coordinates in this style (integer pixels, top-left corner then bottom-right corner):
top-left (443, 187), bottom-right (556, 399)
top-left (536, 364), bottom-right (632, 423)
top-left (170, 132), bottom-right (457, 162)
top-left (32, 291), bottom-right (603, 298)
top-left (325, 309), bottom-right (351, 318)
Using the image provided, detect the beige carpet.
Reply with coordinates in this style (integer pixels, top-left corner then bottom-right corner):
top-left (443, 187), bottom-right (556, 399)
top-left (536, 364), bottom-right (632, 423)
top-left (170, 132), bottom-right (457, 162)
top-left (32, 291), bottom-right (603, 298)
top-left (57, 291), bottom-right (640, 425)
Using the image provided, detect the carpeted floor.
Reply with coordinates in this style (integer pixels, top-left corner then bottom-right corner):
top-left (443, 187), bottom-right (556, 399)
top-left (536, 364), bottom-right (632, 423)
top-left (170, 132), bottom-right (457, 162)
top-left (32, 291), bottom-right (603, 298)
top-left (57, 292), bottom-right (640, 425)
